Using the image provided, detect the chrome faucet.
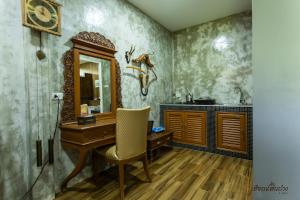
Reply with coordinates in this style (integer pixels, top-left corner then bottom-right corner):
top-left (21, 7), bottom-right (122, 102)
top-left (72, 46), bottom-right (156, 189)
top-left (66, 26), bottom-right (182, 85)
top-left (186, 89), bottom-right (193, 103)
top-left (186, 93), bottom-right (193, 103)
top-left (234, 87), bottom-right (245, 104)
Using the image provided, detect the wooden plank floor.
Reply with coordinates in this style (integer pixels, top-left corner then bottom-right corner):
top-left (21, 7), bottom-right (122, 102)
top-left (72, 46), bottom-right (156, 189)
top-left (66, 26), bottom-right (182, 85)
top-left (55, 148), bottom-right (252, 200)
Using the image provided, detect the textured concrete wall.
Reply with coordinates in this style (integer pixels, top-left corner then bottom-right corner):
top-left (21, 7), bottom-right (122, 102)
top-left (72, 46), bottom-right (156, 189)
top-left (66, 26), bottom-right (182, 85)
top-left (0, 1), bottom-right (29, 199)
top-left (0, 0), bottom-right (173, 199)
top-left (173, 12), bottom-right (252, 104)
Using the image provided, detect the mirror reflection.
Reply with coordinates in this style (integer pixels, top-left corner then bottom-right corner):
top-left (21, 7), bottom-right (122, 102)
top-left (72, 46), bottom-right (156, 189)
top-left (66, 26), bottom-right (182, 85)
top-left (79, 54), bottom-right (111, 115)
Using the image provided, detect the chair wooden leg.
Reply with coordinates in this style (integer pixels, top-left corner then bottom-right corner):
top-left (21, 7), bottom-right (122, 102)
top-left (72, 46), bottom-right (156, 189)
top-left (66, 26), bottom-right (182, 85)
top-left (118, 163), bottom-right (125, 200)
top-left (142, 155), bottom-right (152, 182)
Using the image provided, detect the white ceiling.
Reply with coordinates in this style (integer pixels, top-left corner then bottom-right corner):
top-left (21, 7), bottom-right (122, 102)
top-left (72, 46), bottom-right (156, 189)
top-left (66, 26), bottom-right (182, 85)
top-left (127, 0), bottom-right (251, 32)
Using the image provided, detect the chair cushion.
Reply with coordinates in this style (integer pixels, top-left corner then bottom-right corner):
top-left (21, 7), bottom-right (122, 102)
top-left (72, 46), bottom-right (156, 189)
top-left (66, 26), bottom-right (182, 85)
top-left (94, 145), bottom-right (120, 161)
top-left (105, 145), bottom-right (120, 161)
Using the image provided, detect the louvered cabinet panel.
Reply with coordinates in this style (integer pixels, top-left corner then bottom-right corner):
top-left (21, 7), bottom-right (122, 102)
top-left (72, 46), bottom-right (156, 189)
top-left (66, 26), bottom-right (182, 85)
top-left (165, 111), bottom-right (184, 142)
top-left (184, 112), bottom-right (207, 146)
top-left (216, 112), bottom-right (247, 153)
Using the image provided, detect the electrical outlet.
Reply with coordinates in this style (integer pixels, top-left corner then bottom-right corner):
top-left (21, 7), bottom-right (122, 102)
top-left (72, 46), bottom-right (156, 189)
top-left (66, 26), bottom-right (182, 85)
top-left (52, 92), bottom-right (63, 100)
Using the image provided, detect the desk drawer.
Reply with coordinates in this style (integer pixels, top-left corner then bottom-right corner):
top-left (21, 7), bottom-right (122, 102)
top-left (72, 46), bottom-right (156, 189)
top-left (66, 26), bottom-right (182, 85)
top-left (85, 125), bottom-right (115, 142)
top-left (150, 136), bottom-right (171, 148)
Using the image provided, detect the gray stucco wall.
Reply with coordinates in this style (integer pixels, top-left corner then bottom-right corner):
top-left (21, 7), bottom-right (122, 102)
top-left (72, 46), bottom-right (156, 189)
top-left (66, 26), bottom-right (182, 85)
top-left (0, 0), bottom-right (173, 199)
top-left (0, 1), bottom-right (29, 199)
top-left (173, 12), bottom-right (252, 104)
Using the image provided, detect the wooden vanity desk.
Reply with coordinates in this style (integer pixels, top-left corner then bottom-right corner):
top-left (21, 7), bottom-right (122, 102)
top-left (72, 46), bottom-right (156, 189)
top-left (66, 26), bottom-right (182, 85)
top-left (60, 119), bottom-right (116, 147)
top-left (60, 32), bottom-right (122, 191)
top-left (60, 119), bottom-right (116, 191)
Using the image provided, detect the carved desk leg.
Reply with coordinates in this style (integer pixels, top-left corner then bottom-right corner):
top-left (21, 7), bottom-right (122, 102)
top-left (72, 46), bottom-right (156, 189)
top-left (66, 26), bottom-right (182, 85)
top-left (61, 147), bottom-right (89, 192)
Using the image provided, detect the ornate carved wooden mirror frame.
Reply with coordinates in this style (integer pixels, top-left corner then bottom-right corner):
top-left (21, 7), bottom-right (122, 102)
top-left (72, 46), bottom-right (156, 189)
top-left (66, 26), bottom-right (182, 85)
top-left (61, 32), bottom-right (122, 123)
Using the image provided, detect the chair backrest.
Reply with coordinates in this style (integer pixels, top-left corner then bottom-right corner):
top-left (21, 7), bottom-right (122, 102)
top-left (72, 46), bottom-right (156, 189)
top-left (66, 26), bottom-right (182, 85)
top-left (116, 106), bottom-right (150, 160)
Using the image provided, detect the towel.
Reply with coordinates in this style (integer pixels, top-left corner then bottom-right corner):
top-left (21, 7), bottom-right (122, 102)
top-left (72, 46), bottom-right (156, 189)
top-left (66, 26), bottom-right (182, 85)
top-left (152, 127), bottom-right (165, 133)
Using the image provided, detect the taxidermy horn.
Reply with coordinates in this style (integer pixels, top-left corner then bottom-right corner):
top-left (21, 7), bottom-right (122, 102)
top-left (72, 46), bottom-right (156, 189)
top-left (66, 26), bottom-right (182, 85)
top-left (125, 45), bottom-right (135, 64)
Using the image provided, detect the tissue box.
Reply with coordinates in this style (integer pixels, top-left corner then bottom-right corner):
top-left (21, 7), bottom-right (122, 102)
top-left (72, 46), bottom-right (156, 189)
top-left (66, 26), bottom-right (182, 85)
top-left (77, 115), bottom-right (96, 125)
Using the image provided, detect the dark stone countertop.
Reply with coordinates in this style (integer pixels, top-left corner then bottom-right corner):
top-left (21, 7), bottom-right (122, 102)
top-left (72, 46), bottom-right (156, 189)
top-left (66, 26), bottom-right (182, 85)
top-left (160, 103), bottom-right (253, 108)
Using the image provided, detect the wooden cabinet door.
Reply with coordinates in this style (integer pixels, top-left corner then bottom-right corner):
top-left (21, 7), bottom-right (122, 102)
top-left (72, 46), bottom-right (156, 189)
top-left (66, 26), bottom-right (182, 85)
top-left (216, 112), bottom-right (247, 153)
top-left (165, 111), bottom-right (184, 142)
top-left (184, 112), bottom-right (207, 146)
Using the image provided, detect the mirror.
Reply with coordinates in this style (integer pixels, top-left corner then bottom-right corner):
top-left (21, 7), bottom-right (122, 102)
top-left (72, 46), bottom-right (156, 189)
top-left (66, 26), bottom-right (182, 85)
top-left (61, 32), bottom-right (123, 123)
top-left (79, 54), bottom-right (112, 115)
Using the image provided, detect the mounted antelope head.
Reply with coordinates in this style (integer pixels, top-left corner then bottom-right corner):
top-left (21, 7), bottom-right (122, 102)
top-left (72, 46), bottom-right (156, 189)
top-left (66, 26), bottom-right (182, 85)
top-left (132, 53), bottom-right (154, 68)
top-left (125, 45), bottom-right (135, 64)
top-left (126, 52), bottom-right (157, 96)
